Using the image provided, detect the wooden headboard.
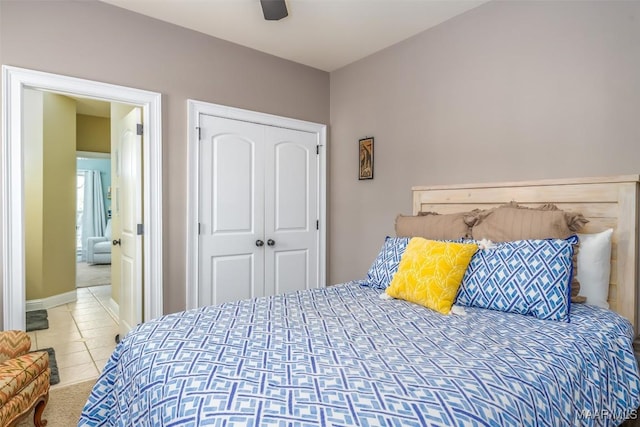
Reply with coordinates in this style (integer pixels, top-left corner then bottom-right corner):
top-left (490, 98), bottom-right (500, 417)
top-left (412, 175), bottom-right (640, 335)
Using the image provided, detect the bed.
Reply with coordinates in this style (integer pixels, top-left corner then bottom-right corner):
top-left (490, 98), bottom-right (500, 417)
top-left (79, 175), bottom-right (640, 426)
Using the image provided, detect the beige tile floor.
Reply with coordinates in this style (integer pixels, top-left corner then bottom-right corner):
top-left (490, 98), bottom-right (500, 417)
top-left (27, 285), bottom-right (118, 389)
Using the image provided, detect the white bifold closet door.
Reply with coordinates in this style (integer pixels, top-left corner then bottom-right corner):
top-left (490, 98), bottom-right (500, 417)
top-left (197, 114), bottom-right (319, 306)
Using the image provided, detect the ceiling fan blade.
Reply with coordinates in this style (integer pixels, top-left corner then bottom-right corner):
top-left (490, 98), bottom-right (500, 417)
top-left (260, 0), bottom-right (288, 21)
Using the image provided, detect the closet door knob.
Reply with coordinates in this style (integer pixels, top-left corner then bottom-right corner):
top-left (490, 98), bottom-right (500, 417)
top-left (112, 239), bottom-right (121, 246)
top-left (267, 239), bottom-right (275, 247)
top-left (255, 240), bottom-right (264, 247)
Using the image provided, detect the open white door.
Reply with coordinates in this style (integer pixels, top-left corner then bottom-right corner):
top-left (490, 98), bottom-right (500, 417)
top-left (115, 107), bottom-right (143, 338)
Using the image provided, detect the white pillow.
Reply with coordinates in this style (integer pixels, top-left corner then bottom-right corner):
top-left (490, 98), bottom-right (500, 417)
top-left (576, 229), bottom-right (613, 309)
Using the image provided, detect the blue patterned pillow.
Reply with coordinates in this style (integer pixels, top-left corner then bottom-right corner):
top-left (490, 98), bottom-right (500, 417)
top-left (455, 236), bottom-right (577, 322)
top-left (365, 237), bottom-right (410, 290)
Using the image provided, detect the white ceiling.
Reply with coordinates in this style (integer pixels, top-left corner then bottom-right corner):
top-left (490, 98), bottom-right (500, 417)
top-left (100, 0), bottom-right (487, 72)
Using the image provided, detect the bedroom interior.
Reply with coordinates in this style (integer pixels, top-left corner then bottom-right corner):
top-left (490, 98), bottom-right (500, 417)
top-left (2, 0), bottom-right (640, 425)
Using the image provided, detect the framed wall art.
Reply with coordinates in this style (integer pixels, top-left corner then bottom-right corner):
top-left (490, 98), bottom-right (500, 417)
top-left (358, 137), bottom-right (374, 180)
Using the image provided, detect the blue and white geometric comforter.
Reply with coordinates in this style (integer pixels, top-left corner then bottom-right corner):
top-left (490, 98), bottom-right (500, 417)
top-left (79, 281), bottom-right (640, 426)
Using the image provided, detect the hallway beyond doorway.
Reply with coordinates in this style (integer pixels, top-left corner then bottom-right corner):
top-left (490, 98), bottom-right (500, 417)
top-left (76, 262), bottom-right (110, 288)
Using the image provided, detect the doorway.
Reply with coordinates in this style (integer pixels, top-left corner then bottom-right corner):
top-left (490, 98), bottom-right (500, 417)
top-left (1, 65), bottom-right (163, 335)
top-left (76, 152), bottom-right (115, 313)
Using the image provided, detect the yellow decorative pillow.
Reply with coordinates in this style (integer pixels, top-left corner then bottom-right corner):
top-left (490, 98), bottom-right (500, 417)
top-left (386, 238), bottom-right (478, 314)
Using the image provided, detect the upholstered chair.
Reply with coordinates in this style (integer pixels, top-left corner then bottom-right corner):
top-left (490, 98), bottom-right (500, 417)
top-left (0, 330), bottom-right (50, 427)
top-left (87, 219), bottom-right (112, 265)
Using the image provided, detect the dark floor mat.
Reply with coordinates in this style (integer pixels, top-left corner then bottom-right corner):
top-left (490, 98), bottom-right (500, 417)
top-left (26, 309), bottom-right (49, 332)
top-left (31, 347), bottom-right (59, 385)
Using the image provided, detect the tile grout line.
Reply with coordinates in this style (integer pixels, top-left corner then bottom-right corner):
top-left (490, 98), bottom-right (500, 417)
top-left (67, 290), bottom-right (101, 381)
top-left (79, 286), bottom-right (117, 373)
top-left (67, 294), bottom-right (95, 370)
top-left (87, 286), bottom-right (119, 323)
top-left (75, 288), bottom-right (103, 373)
top-left (47, 286), bottom-right (115, 386)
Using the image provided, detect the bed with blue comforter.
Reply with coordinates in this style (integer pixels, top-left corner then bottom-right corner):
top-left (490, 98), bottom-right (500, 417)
top-left (79, 281), bottom-right (640, 426)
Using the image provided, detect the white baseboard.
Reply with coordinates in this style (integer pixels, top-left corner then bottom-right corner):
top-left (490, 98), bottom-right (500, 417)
top-left (26, 290), bottom-right (77, 312)
top-left (107, 298), bottom-right (119, 321)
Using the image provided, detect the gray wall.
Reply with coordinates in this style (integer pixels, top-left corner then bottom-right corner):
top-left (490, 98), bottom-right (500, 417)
top-left (2, 0), bottom-right (639, 314)
top-left (329, 1), bottom-right (640, 284)
top-left (0, 0), bottom-right (329, 316)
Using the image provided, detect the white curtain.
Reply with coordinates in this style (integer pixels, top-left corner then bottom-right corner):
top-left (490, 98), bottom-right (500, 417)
top-left (80, 170), bottom-right (106, 261)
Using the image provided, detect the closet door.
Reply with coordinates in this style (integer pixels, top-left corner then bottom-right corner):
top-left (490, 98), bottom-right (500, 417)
top-left (198, 115), bottom-right (265, 306)
top-left (264, 127), bottom-right (318, 296)
top-left (197, 113), bottom-right (320, 308)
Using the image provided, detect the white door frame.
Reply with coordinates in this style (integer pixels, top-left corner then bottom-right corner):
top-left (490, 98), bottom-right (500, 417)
top-left (185, 100), bottom-right (327, 309)
top-left (1, 65), bottom-right (163, 330)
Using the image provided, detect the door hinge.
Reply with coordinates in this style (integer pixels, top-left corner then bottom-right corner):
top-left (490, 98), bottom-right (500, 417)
top-left (136, 124), bottom-right (143, 136)
top-left (316, 219), bottom-right (319, 230)
top-left (198, 223), bottom-right (201, 234)
top-left (197, 126), bottom-right (201, 140)
top-left (137, 224), bottom-right (144, 235)
top-left (316, 145), bottom-right (320, 155)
